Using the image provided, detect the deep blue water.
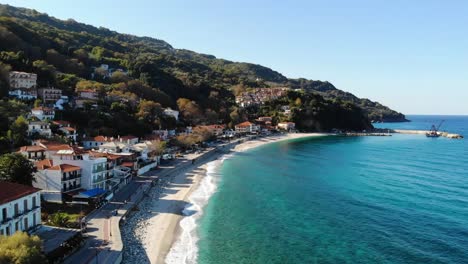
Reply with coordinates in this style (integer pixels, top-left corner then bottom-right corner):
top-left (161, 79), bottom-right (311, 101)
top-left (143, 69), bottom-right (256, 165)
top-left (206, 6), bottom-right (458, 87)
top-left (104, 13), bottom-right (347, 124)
top-left (197, 116), bottom-right (468, 264)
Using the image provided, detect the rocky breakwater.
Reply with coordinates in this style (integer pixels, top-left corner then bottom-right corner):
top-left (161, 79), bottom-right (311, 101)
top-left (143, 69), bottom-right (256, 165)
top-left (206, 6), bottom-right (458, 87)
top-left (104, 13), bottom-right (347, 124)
top-left (392, 129), bottom-right (464, 139)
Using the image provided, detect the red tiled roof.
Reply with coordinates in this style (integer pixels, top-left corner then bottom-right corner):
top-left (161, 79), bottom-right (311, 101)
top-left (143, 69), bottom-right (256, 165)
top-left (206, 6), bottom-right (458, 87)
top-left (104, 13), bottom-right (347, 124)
top-left (60, 127), bottom-right (76, 132)
top-left (52, 120), bottom-right (71, 126)
top-left (122, 162), bottom-right (134, 167)
top-left (235, 121), bottom-right (253, 128)
top-left (35, 159), bottom-right (54, 170)
top-left (45, 144), bottom-right (72, 151)
top-left (32, 107), bottom-right (54, 111)
top-left (19, 145), bottom-right (46, 152)
top-left (0, 181), bottom-right (40, 204)
top-left (120, 135), bottom-right (138, 140)
top-left (84, 135), bottom-right (112, 142)
top-left (49, 164), bottom-right (81, 172)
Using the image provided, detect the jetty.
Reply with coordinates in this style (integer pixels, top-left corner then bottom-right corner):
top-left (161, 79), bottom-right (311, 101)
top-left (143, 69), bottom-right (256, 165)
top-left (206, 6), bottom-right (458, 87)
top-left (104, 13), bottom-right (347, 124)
top-left (374, 129), bottom-right (464, 139)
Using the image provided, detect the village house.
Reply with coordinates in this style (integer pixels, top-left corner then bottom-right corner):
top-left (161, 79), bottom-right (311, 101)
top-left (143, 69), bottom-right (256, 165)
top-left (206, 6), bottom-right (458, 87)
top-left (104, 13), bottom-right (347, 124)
top-left (152, 129), bottom-right (176, 140)
top-left (82, 136), bottom-right (113, 149)
top-left (37, 87), bottom-right (62, 104)
top-left (163, 108), bottom-right (179, 121)
top-left (9, 71), bottom-right (37, 91)
top-left (48, 146), bottom-right (109, 191)
top-left (224, 129), bottom-right (236, 138)
top-left (277, 122), bottom-right (296, 131)
top-left (53, 120), bottom-right (78, 141)
top-left (0, 181), bottom-right (41, 236)
top-left (235, 121), bottom-right (260, 134)
top-left (200, 124), bottom-right (226, 137)
top-left (59, 127), bottom-right (78, 142)
top-left (34, 160), bottom-right (82, 203)
top-left (31, 107), bottom-right (55, 121)
top-left (89, 151), bottom-right (132, 188)
top-left (19, 145), bottom-right (46, 161)
top-left (27, 121), bottom-right (52, 138)
top-left (78, 89), bottom-right (98, 100)
top-left (9, 89), bottom-right (37, 100)
top-left (98, 141), bottom-right (132, 153)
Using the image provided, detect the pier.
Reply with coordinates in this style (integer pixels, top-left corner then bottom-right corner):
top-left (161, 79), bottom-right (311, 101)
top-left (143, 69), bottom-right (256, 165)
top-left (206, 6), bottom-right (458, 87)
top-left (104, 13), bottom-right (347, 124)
top-left (374, 129), bottom-right (464, 139)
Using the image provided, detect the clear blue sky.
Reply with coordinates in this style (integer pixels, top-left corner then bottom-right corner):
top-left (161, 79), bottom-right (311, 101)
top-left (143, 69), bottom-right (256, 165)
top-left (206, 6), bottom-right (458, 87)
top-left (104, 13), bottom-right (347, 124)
top-left (2, 0), bottom-right (468, 115)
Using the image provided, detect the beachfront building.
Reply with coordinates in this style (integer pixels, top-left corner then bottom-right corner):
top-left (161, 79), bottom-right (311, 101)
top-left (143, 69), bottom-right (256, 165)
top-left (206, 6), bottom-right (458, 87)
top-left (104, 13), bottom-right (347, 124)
top-left (224, 129), bottom-right (236, 138)
top-left (34, 160), bottom-right (82, 203)
top-left (200, 124), bottom-right (226, 137)
top-left (37, 88), bottom-right (62, 104)
top-left (31, 107), bottom-right (55, 121)
top-left (163, 108), bottom-right (179, 121)
top-left (27, 121), bottom-right (52, 138)
top-left (277, 122), bottom-right (296, 131)
top-left (49, 147), bottom-right (108, 191)
top-left (9, 71), bottom-right (37, 89)
top-left (0, 181), bottom-right (41, 236)
top-left (235, 121), bottom-right (260, 134)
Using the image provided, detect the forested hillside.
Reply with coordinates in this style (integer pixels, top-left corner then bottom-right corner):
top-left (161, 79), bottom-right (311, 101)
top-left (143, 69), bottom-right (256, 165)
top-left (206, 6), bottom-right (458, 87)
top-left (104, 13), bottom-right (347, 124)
top-left (0, 4), bottom-right (405, 146)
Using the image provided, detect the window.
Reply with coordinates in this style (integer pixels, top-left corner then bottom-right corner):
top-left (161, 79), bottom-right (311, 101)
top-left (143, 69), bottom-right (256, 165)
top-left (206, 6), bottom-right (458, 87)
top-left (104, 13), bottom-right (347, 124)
top-left (5, 227), bottom-right (10, 236)
top-left (15, 221), bottom-right (19, 232)
top-left (24, 218), bottom-right (28, 230)
top-left (23, 199), bottom-right (28, 212)
top-left (32, 196), bottom-right (37, 208)
top-left (14, 203), bottom-right (19, 216)
top-left (2, 208), bottom-right (6, 220)
top-left (33, 213), bottom-right (36, 227)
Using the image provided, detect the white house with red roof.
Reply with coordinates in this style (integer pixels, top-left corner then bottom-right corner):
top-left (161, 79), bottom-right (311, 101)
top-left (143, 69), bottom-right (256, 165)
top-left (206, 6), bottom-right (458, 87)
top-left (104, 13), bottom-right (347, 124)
top-left (0, 181), bottom-right (41, 236)
top-left (27, 121), bottom-right (52, 138)
top-left (235, 121), bottom-right (260, 134)
top-left (19, 145), bottom-right (46, 161)
top-left (82, 135), bottom-right (113, 149)
top-left (34, 160), bottom-right (82, 203)
top-left (31, 107), bottom-right (55, 121)
top-left (277, 122), bottom-right (296, 131)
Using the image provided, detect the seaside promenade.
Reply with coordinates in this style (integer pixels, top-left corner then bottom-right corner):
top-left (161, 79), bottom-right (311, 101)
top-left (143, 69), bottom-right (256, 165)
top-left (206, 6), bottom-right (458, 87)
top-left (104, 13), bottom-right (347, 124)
top-left (64, 147), bottom-right (219, 264)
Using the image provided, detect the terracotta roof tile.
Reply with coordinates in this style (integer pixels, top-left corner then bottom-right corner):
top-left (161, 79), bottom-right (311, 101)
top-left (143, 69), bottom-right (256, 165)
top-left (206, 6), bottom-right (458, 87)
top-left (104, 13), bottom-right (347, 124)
top-left (0, 181), bottom-right (40, 204)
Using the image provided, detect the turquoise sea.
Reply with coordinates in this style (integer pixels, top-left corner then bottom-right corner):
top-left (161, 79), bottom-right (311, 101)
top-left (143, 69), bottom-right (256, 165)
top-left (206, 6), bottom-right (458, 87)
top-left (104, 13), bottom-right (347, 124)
top-left (196, 115), bottom-right (468, 264)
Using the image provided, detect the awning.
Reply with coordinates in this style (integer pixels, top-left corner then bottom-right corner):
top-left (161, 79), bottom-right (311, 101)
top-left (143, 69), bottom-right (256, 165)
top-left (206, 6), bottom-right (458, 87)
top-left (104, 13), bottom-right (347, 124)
top-left (74, 188), bottom-right (106, 198)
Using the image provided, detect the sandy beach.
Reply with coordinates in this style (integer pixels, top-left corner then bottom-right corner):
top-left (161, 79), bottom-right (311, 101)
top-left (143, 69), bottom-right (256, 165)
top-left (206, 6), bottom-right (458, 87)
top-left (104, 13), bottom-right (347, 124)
top-left (121, 133), bottom-right (326, 264)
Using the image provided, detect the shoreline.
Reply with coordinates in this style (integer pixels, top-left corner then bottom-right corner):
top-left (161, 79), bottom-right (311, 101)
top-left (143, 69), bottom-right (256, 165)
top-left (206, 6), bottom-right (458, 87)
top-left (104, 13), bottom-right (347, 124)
top-left (121, 133), bottom-right (327, 264)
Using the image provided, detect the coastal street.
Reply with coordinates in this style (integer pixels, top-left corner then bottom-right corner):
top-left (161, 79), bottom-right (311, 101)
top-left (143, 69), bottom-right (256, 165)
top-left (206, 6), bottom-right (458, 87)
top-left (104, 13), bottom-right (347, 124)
top-left (63, 149), bottom-right (215, 264)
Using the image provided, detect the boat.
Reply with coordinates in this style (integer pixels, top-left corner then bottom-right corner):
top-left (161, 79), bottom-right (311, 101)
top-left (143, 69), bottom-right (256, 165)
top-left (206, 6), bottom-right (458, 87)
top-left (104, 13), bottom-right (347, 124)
top-left (426, 120), bottom-right (444, 138)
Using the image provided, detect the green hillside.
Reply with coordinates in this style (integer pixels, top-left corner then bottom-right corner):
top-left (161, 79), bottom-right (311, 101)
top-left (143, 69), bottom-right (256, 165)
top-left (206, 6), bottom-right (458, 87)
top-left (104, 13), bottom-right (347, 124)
top-left (0, 4), bottom-right (406, 147)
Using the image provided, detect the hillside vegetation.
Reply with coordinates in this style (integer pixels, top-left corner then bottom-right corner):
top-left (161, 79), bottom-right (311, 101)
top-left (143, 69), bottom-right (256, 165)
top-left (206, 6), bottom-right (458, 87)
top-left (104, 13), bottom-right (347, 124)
top-left (0, 4), bottom-right (406, 145)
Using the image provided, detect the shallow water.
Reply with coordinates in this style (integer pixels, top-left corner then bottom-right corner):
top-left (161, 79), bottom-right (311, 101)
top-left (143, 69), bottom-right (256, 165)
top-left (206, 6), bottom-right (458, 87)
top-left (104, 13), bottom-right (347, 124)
top-left (196, 115), bottom-right (468, 264)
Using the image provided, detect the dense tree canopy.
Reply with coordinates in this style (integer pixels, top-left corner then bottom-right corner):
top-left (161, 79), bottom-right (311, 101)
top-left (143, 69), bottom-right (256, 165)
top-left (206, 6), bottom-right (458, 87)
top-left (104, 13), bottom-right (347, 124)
top-left (0, 153), bottom-right (36, 186)
top-left (0, 232), bottom-right (47, 264)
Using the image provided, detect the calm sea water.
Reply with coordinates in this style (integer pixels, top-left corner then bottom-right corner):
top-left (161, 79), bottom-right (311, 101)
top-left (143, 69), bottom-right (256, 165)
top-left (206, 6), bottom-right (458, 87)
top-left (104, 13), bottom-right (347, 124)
top-left (196, 115), bottom-right (468, 264)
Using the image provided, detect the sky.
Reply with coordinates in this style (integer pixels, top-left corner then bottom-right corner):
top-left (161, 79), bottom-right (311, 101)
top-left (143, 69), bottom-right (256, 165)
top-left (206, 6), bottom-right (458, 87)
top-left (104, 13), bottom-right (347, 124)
top-left (2, 0), bottom-right (468, 115)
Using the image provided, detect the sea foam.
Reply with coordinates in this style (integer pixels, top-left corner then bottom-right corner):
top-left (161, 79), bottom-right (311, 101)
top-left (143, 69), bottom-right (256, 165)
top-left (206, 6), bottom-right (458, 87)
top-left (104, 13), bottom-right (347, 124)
top-left (165, 154), bottom-right (231, 264)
